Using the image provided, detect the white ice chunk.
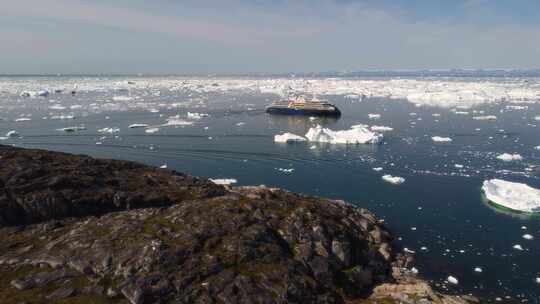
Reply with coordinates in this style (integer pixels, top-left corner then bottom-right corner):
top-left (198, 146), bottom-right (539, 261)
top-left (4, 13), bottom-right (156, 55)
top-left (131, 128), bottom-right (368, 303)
top-left (523, 234), bottom-right (534, 240)
top-left (482, 179), bottom-right (540, 213)
top-left (98, 127), bottom-right (120, 134)
top-left (447, 276), bottom-right (459, 285)
top-left (372, 167), bottom-right (383, 172)
top-left (513, 244), bottom-right (524, 251)
top-left (382, 175), bottom-right (405, 185)
top-left (474, 267), bottom-right (483, 273)
top-left (274, 132), bottom-right (307, 143)
top-left (305, 125), bottom-right (383, 144)
top-left (432, 136), bottom-right (453, 142)
top-left (14, 118), bottom-right (31, 122)
top-left (210, 178), bottom-right (237, 185)
top-left (496, 153), bottom-right (523, 162)
top-left (164, 116), bottom-right (194, 126)
top-left (368, 113), bottom-right (381, 119)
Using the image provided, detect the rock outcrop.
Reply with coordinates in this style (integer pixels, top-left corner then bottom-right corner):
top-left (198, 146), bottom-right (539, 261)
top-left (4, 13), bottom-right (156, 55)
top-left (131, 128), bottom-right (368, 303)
top-left (0, 145), bottom-right (476, 303)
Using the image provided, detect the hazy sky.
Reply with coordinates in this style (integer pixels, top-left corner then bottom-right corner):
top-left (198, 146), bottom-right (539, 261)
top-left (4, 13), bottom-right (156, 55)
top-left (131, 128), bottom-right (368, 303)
top-left (1, 0), bottom-right (540, 74)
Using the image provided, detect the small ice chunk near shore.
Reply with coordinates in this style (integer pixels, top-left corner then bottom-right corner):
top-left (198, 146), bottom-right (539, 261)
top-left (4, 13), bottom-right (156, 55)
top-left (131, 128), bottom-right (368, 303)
top-left (382, 175), bottom-right (405, 185)
top-left (305, 125), bottom-right (383, 144)
top-left (274, 133), bottom-right (306, 143)
top-left (210, 178), bottom-right (237, 185)
top-left (482, 179), bottom-right (540, 213)
top-left (496, 153), bottom-right (523, 162)
top-left (432, 136), bottom-right (452, 142)
top-left (6, 130), bottom-right (20, 138)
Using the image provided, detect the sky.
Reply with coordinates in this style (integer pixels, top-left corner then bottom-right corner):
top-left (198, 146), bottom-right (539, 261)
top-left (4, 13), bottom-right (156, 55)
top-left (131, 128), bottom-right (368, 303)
top-left (1, 0), bottom-right (540, 74)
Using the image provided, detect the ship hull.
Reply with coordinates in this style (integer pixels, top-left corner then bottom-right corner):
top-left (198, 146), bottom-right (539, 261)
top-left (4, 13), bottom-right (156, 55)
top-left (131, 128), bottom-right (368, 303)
top-left (266, 106), bottom-right (341, 117)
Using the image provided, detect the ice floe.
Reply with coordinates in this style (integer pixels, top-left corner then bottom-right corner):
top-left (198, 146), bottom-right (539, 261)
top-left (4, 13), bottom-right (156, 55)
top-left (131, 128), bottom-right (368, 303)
top-left (14, 117), bottom-right (32, 122)
top-left (274, 133), bottom-right (307, 143)
top-left (98, 127), bottom-right (120, 134)
top-left (145, 127), bottom-right (160, 134)
top-left (431, 136), bottom-right (452, 142)
top-left (482, 179), bottom-right (540, 213)
top-left (496, 153), bottom-right (523, 162)
top-left (305, 125), bottom-right (383, 144)
top-left (382, 175), bottom-right (405, 185)
top-left (210, 178), bottom-right (237, 185)
top-left (523, 234), bottom-right (534, 240)
top-left (368, 113), bottom-right (381, 119)
top-left (513, 244), bottom-right (524, 251)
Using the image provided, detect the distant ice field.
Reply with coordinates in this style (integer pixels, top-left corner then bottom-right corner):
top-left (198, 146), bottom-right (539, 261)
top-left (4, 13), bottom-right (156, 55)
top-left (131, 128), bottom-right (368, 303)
top-left (1, 75), bottom-right (540, 303)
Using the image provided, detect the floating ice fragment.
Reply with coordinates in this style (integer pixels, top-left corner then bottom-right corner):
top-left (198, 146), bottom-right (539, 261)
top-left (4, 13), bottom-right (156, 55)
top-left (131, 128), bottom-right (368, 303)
top-left (50, 115), bottom-right (75, 120)
top-left (432, 136), bottom-right (452, 142)
top-left (496, 153), bottom-right (523, 162)
top-left (368, 113), bottom-right (381, 119)
top-left (513, 244), bottom-right (524, 251)
top-left (474, 267), bottom-right (483, 273)
top-left (14, 118), bottom-right (31, 122)
top-left (473, 115), bottom-right (497, 121)
top-left (98, 127), bottom-right (120, 134)
top-left (403, 248), bottom-right (415, 254)
top-left (523, 234), bottom-right (534, 240)
top-left (160, 164), bottom-right (167, 169)
top-left (535, 146), bottom-right (540, 150)
top-left (6, 130), bottom-right (20, 138)
top-left (535, 116), bottom-right (540, 121)
top-left (129, 123), bottom-right (148, 129)
top-left (164, 116), bottom-right (194, 126)
top-left (236, 122), bottom-right (245, 126)
top-left (187, 112), bottom-right (209, 120)
top-left (372, 167), bottom-right (383, 172)
top-left (447, 276), bottom-right (459, 285)
top-left (536, 277), bottom-right (540, 284)
top-left (112, 96), bottom-right (133, 101)
top-left (305, 125), bottom-right (383, 144)
top-left (210, 178), bottom-right (237, 185)
top-left (454, 164), bottom-right (464, 169)
top-left (49, 104), bottom-right (66, 110)
top-left (370, 125), bottom-right (393, 132)
top-left (482, 179), bottom-right (540, 213)
top-left (382, 175), bottom-right (405, 185)
top-left (411, 267), bottom-right (419, 274)
top-left (57, 126), bottom-right (86, 132)
top-left (145, 128), bottom-right (160, 134)
top-left (274, 133), bottom-right (307, 143)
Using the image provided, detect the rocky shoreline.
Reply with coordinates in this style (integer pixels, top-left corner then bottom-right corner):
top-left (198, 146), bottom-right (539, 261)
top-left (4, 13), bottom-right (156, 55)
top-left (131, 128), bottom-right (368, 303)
top-left (0, 145), bottom-right (477, 303)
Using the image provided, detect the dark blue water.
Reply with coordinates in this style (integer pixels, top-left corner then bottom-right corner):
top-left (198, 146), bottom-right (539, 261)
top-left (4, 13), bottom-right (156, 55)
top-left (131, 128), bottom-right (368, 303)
top-left (1, 78), bottom-right (539, 303)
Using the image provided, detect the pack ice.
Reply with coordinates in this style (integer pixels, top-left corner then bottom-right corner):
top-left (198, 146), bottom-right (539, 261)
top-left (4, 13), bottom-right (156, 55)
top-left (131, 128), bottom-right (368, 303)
top-left (482, 179), bottom-right (540, 213)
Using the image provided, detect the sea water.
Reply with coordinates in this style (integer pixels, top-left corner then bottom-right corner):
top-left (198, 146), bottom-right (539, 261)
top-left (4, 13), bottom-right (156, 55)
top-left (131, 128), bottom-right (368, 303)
top-left (1, 75), bottom-right (539, 303)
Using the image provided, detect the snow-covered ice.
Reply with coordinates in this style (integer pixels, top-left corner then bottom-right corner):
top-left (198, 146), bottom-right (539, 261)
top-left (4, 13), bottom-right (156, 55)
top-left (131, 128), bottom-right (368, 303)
top-left (523, 234), bottom-right (534, 240)
top-left (274, 133), bottom-right (307, 143)
top-left (305, 125), bottom-right (383, 144)
top-left (482, 179), bottom-right (540, 213)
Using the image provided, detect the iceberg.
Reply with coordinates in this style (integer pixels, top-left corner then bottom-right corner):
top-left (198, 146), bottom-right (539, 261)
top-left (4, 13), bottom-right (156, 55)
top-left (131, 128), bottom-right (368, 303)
top-left (382, 175), bottom-right (405, 185)
top-left (496, 153), bottom-right (523, 162)
top-left (482, 179), bottom-right (540, 213)
top-left (432, 136), bottom-right (452, 142)
top-left (274, 133), bottom-right (306, 143)
top-left (305, 125), bottom-right (383, 144)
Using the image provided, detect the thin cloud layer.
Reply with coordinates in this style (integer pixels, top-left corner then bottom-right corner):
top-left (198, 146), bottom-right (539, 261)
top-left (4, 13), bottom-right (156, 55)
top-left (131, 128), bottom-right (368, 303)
top-left (1, 0), bottom-right (539, 74)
